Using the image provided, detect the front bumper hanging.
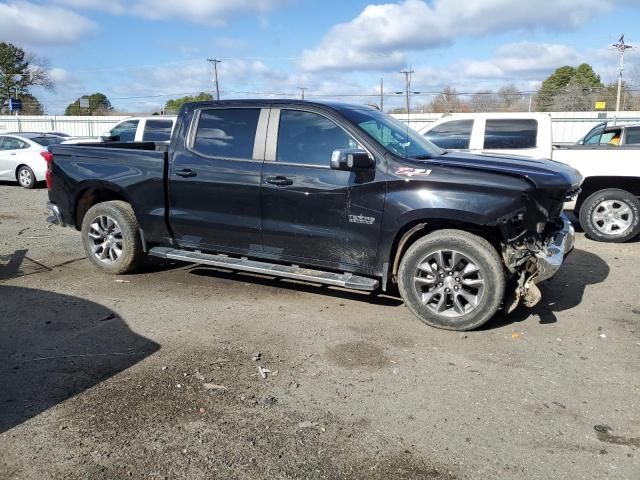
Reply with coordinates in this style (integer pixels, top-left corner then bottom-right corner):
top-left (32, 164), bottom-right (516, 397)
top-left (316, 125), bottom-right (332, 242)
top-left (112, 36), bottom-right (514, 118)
top-left (505, 214), bottom-right (575, 312)
top-left (533, 215), bottom-right (575, 283)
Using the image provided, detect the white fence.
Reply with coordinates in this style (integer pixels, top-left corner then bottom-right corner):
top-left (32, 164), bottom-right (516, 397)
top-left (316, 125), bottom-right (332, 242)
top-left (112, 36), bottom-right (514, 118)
top-left (2, 111), bottom-right (640, 144)
top-left (391, 111), bottom-right (640, 144)
top-left (0, 115), bottom-right (129, 137)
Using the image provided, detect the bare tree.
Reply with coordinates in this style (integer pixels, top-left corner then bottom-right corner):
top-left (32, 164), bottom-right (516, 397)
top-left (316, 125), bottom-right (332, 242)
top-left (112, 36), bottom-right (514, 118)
top-left (430, 86), bottom-right (464, 113)
top-left (470, 90), bottom-right (498, 112)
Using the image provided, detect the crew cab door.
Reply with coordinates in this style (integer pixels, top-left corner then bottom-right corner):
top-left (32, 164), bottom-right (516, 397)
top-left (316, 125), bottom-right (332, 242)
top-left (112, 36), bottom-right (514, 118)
top-left (472, 118), bottom-right (550, 158)
top-left (260, 107), bottom-right (385, 270)
top-left (168, 106), bottom-right (267, 253)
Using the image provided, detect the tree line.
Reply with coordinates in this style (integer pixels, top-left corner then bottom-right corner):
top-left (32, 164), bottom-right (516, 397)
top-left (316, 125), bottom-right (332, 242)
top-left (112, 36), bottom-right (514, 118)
top-left (393, 64), bottom-right (638, 113)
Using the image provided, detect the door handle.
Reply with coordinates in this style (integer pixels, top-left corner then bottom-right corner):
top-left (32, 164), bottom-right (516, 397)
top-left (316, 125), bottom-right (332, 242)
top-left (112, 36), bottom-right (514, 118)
top-left (265, 176), bottom-right (293, 186)
top-left (175, 169), bottom-right (197, 178)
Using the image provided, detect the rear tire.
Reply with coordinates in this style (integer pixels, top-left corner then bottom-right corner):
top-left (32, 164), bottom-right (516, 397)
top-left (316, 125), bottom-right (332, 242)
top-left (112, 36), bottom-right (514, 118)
top-left (17, 166), bottom-right (36, 189)
top-left (398, 229), bottom-right (505, 331)
top-left (81, 201), bottom-right (146, 274)
top-left (578, 189), bottom-right (640, 243)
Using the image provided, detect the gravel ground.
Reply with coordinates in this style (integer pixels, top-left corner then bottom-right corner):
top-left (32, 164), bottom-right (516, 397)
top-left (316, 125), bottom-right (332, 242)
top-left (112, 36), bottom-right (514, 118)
top-left (1, 183), bottom-right (639, 480)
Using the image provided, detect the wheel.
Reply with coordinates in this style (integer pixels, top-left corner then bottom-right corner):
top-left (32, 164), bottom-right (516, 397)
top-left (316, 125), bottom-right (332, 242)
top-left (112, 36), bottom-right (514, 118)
top-left (81, 201), bottom-right (146, 274)
top-left (397, 229), bottom-right (505, 331)
top-left (578, 189), bottom-right (640, 243)
top-left (17, 166), bottom-right (36, 189)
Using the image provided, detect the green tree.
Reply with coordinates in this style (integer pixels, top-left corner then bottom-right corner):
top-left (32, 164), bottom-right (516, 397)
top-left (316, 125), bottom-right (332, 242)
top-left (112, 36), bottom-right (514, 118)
top-left (20, 93), bottom-right (44, 115)
top-left (0, 42), bottom-right (52, 113)
top-left (65, 93), bottom-right (113, 116)
top-left (536, 64), bottom-right (603, 111)
top-left (164, 92), bottom-right (214, 114)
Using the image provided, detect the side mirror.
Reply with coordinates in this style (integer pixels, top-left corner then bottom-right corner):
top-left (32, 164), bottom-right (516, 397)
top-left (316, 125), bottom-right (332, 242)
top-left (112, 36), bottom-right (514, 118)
top-left (100, 131), bottom-right (118, 142)
top-left (330, 149), bottom-right (374, 171)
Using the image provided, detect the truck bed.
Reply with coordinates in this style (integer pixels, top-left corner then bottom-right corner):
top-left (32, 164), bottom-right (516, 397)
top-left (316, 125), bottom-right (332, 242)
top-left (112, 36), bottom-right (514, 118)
top-left (47, 142), bottom-right (172, 245)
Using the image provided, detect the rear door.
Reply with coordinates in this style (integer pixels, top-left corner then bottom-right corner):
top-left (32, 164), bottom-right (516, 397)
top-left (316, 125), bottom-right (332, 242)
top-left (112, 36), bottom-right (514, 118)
top-left (476, 118), bottom-right (541, 156)
top-left (260, 107), bottom-right (384, 270)
top-left (168, 106), bottom-right (267, 254)
top-left (141, 118), bottom-right (175, 142)
top-left (623, 126), bottom-right (640, 145)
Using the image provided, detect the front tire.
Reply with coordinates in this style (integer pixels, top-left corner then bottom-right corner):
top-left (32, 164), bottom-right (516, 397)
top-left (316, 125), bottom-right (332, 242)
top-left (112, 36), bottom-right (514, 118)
top-left (81, 201), bottom-right (146, 274)
top-left (398, 229), bottom-right (505, 331)
top-left (578, 189), bottom-right (640, 243)
top-left (17, 166), bottom-right (36, 189)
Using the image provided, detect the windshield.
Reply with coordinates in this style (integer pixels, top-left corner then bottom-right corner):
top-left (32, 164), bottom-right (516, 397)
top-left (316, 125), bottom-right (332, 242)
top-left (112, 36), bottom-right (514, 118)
top-left (340, 108), bottom-right (445, 159)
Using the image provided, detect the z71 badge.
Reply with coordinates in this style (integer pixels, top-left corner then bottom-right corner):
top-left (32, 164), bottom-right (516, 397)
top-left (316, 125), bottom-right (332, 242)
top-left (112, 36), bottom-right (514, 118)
top-left (348, 214), bottom-right (375, 225)
top-left (395, 167), bottom-right (432, 177)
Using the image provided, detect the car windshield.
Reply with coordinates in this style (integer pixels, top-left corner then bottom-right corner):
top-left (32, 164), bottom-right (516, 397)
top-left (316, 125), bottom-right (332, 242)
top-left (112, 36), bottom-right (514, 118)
top-left (339, 107), bottom-right (445, 159)
top-left (31, 136), bottom-right (65, 146)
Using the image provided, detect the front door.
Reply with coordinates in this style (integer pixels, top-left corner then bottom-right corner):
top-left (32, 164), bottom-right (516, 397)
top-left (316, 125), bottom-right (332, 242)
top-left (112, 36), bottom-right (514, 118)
top-left (169, 107), bottom-right (267, 254)
top-left (0, 136), bottom-right (27, 180)
top-left (260, 108), bottom-right (385, 270)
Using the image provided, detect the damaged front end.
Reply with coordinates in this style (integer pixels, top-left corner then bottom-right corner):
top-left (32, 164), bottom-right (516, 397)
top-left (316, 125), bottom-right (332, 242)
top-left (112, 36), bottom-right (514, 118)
top-left (499, 190), bottom-right (578, 312)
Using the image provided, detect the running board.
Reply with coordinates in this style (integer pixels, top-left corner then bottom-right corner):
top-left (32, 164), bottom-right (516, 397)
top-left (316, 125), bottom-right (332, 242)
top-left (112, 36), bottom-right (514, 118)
top-left (148, 247), bottom-right (379, 291)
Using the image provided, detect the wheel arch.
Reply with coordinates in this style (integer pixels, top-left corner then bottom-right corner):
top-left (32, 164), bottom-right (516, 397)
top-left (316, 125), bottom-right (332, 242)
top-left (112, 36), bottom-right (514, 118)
top-left (576, 176), bottom-right (640, 212)
top-left (385, 217), bottom-right (503, 288)
top-left (15, 164), bottom-right (38, 182)
top-left (73, 182), bottom-right (132, 230)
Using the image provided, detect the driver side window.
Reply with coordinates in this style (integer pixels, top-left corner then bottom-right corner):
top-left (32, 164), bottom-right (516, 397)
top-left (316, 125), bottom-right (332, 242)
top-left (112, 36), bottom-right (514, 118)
top-left (583, 125), bottom-right (605, 145)
top-left (110, 120), bottom-right (139, 142)
top-left (276, 110), bottom-right (359, 167)
top-left (0, 137), bottom-right (29, 150)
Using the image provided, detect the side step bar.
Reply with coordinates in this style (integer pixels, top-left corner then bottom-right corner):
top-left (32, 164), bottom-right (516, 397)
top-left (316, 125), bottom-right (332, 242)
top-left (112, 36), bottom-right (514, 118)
top-left (148, 247), bottom-right (379, 291)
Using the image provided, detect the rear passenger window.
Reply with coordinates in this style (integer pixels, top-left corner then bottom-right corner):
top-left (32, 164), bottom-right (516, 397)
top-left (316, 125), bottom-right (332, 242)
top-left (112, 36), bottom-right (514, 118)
top-left (143, 119), bottom-right (174, 142)
top-left (192, 108), bottom-right (260, 159)
top-left (276, 110), bottom-right (357, 166)
top-left (424, 120), bottom-right (473, 149)
top-left (625, 127), bottom-right (640, 145)
top-left (484, 119), bottom-right (537, 149)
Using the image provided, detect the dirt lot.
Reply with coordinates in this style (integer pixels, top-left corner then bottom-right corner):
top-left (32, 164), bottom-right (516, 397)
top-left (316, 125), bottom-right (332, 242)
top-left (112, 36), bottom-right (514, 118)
top-left (1, 183), bottom-right (639, 480)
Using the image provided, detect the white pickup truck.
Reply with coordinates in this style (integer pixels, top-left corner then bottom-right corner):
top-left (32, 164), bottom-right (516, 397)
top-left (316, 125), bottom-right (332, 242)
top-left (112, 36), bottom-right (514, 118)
top-left (62, 116), bottom-right (177, 145)
top-left (419, 113), bottom-right (640, 243)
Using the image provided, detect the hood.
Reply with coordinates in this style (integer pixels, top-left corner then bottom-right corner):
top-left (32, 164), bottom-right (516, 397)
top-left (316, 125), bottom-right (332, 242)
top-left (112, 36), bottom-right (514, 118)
top-left (424, 152), bottom-right (582, 191)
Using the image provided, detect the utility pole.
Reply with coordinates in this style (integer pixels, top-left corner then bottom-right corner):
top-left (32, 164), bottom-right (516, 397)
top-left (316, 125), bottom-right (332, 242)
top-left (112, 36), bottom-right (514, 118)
top-left (207, 58), bottom-right (222, 100)
top-left (612, 35), bottom-right (632, 124)
top-left (297, 87), bottom-right (307, 100)
top-left (380, 78), bottom-right (384, 112)
top-left (400, 67), bottom-right (414, 116)
top-left (399, 67), bottom-right (414, 137)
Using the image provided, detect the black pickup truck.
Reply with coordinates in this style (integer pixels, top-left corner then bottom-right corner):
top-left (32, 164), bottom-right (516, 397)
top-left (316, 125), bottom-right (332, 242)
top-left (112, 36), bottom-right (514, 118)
top-left (46, 100), bottom-right (581, 331)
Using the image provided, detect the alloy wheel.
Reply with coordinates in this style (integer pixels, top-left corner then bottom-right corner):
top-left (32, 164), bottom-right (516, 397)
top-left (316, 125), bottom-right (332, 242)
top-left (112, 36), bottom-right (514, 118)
top-left (87, 215), bottom-right (124, 264)
top-left (413, 249), bottom-right (485, 318)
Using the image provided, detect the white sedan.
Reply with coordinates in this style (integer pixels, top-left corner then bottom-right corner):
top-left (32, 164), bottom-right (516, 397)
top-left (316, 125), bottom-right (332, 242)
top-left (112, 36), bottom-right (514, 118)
top-left (0, 133), bottom-right (65, 189)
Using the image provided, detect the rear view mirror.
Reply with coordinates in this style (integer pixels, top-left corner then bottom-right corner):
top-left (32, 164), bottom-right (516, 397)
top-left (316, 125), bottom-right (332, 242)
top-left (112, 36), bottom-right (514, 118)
top-left (330, 149), bottom-right (374, 171)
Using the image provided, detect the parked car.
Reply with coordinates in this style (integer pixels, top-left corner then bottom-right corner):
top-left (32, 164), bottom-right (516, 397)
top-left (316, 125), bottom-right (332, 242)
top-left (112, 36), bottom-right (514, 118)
top-left (577, 121), bottom-right (640, 146)
top-left (0, 133), bottom-right (64, 188)
top-left (46, 100), bottom-right (581, 331)
top-left (419, 113), bottom-right (640, 242)
top-left (62, 116), bottom-right (177, 145)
